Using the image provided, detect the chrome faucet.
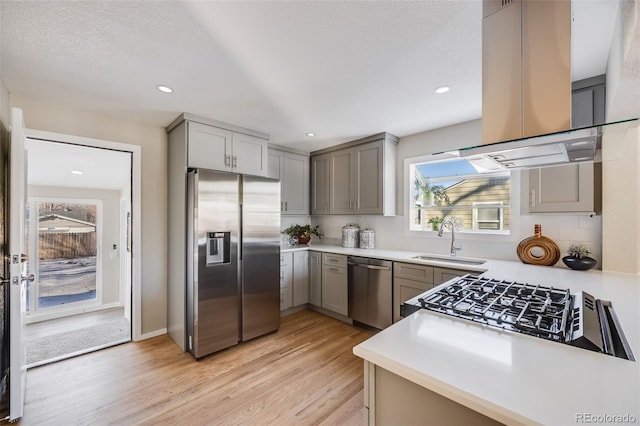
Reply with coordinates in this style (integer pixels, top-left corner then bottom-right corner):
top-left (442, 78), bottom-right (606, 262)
top-left (437, 216), bottom-right (462, 256)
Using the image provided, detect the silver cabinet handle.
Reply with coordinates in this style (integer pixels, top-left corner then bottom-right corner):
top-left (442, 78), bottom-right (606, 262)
top-left (225, 154), bottom-right (231, 167)
top-left (348, 263), bottom-right (391, 271)
top-left (284, 201), bottom-right (288, 211)
top-left (232, 156), bottom-right (237, 168)
top-left (328, 267), bottom-right (341, 272)
top-left (281, 201), bottom-right (284, 211)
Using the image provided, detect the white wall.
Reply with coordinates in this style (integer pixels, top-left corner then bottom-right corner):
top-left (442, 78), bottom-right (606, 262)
top-left (10, 96), bottom-right (168, 335)
top-left (313, 119), bottom-right (603, 266)
top-left (29, 185), bottom-right (122, 305)
top-left (601, 1), bottom-right (640, 273)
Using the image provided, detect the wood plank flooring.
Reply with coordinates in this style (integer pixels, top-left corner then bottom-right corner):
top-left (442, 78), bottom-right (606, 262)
top-left (18, 309), bottom-right (374, 425)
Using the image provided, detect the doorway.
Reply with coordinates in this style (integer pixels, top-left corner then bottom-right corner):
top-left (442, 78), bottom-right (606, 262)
top-left (24, 138), bottom-right (133, 367)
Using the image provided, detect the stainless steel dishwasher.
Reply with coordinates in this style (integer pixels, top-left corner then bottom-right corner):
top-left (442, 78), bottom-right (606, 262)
top-left (348, 256), bottom-right (393, 329)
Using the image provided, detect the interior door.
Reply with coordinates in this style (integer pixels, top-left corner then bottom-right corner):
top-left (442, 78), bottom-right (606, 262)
top-left (9, 107), bottom-right (28, 421)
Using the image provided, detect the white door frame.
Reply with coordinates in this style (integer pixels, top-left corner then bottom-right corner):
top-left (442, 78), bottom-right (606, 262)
top-left (24, 128), bottom-right (142, 341)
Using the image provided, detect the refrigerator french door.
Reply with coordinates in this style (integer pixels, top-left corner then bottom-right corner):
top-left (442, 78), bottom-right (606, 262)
top-left (186, 169), bottom-right (280, 359)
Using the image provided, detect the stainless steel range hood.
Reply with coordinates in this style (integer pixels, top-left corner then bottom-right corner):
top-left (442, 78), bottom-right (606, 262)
top-left (477, 0), bottom-right (591, 168)
top-left (461, 125), bottom-right (599, 169)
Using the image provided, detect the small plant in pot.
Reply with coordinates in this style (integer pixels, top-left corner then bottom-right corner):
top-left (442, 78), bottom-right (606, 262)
top-left (427, 216), bottom-right (443, 231)
top-left (282, 224), bottom-right (323, 246)
top-left (562, 243), bottom-right (597, 271)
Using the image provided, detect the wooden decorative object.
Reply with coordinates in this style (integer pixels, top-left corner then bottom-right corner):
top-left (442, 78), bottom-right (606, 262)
top-left (516, 224), bottom-right (560, 266)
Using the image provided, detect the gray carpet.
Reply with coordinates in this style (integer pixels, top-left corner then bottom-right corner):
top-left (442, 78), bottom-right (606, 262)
top-left (27, 317), bottom-right (130, 365)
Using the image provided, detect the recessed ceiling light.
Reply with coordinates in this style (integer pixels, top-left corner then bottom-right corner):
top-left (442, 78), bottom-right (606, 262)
top-left (70, 170), bottom-right (84, 175)
top-left (306, 132), bottom-right (316, 137)
top-left (435, 85), bottom-right (451, 94)
top-left (157, 85), bottom-right (173, 93)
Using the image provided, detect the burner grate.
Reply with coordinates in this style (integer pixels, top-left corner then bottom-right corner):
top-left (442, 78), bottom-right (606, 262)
top-left (418, 275), bottom-right (572, 342)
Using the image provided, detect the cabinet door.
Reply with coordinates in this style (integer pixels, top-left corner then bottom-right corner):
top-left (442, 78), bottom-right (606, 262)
top-left (309, 251), bottom-right (322, 307)
top-left (268, 148), bottom-right (283, 180)
top-left (311, 154), bottom-right (331, 215)
top-left (232, 132), bottom-right (268, 177)
top-left (330, 148), bottom-right (355, 214)
top-left (187, 122), bottom-right (232, 170)
top-left (393, 277), bottom-right (434, 323)
top-left (282, 152), bottom-right (310, 215)
top-left (280, 253), bottom-right (293, 311)
top-left (322, 265), bottom-right (348, 316)
top-left (293, 251), bottom-right (309, 306)
top-left (355, 141), bottom-right (384, 214)
top-left (433, 267), bottom-right (474, 285)
top-left (528, 163), bottom-right (594, 213)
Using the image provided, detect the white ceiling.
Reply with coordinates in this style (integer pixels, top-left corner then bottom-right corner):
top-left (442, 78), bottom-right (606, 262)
top-left (1, 0), bottom-right (621, 153)
top-left (26, 139), bottom-right (131, 191)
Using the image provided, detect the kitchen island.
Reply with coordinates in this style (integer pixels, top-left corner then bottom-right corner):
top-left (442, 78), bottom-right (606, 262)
top-left (350, 259), bottom-right (640, 425)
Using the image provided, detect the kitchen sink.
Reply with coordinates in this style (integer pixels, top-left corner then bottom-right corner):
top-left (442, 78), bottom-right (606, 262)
top-left (411, 254), bottom-right (486, 266)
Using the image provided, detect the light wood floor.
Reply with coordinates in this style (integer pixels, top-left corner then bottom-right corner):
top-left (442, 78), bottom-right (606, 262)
top-left (17, 309), bottom-right (375, 425)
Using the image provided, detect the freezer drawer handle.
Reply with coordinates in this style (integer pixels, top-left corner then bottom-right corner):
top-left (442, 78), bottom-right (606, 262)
top-left (348, 262), bottom-right (390, 271)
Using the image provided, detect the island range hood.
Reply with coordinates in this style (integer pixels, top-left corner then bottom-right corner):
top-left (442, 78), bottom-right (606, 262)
top-left (470, 0), bottom-right (600, 169)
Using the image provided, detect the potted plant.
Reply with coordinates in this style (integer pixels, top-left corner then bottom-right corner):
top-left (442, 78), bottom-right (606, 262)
top-left (562, 243), bottom-right (597, 270)
top-left (282, 224), bottom-right (323, 245)
top-left (427, 216), bottom-right (443, 231)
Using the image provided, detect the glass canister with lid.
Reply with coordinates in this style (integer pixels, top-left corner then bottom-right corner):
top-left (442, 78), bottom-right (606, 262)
top-left (342, 223), bottom-right (360, 248)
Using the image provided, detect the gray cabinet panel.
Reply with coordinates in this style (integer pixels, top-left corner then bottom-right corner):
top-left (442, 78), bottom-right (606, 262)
top-left (187, 122), bottom-right (232, 170)
top-left (528, 163), bottom-right (595, 213)
top-left (309, 251), bottom-right (322, 307)
top-left (283, 152), bottom-right (309, 215)
top-left (232, 132), bottom-right (268, 176)
top-left (267, 149), bottom-right (282, 180)
top-left (293, 251), bottom-right (309, 306)
top-left (330, 148), bottom-right (355, 214)
top-left (355, 141), bottom-right (384, 214)
top-left (280, 252), bottom-right (293, 311)
top-left (433, 267), bottom-right (474, 285)
top-left (311, 154), bottom-right (330, 215)
top-left (322, 254), bottom-right (348, 316)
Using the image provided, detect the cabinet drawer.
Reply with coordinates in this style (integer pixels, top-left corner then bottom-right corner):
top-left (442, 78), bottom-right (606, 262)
top-left (433, 267), bottom-right (474, 285)
top-left (322, 253), bottom-right (347, 268)
top-left (394, 262), bottom-right (434, 283)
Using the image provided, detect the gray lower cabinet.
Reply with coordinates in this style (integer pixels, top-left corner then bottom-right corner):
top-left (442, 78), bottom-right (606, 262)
top-left (321, 253), bottom-right (348, 316)
top-left (393, 263), bottom-right (476, 322)
top-left (281, 250), bottom-right (310, 310)
top-left (526, 162), bottom-right (597, 213)
top-left (309, 251), bottom-right (322, 307)
top-left (293, 251), bottom-right (309, 306)
top-left (393, 262), bottom-right (435, 323)
top-left (280, 252), bottom-right (293, 311)
top-left (433, 267), bottom-right (476, 285)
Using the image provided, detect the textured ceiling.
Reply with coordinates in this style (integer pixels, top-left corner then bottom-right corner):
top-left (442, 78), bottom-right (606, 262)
top-left (0, 0), bottom-right (621, 152)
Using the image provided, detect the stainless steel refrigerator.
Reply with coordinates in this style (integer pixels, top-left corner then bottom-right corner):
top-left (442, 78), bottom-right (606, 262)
top-left (186, 169), bottom-right (280, 358)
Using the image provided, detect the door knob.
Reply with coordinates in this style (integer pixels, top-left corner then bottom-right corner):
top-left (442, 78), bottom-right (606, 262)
top-left (22, 274), bottom-right (35, 283)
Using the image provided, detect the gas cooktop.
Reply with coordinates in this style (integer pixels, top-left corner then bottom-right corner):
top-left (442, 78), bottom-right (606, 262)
top-left (401, 274), bottom-right (634, 361)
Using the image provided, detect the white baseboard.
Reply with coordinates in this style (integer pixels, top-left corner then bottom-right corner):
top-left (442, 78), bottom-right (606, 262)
top-left (136, 328), bottom-right (167, 342)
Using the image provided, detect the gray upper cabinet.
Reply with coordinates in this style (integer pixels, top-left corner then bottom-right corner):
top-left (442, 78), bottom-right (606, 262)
top-left (311, 132), bottom-right (397, 216)
top-left (526, 163), bottom-right (598, 214)
top-left (268, 148), bottom-right (309, 215)
top-left (173, 115), bottom-right (268, 177)
top-left (330, 147), bottom-right (356, 214)
top-left (311, 153), bottom-right (331, 215)
top-left (572, 75), bottom-right (606, 129)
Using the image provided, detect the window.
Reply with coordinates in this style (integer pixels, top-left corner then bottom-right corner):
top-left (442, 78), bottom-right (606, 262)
top-left (409, 157), bottom-right (511, 234)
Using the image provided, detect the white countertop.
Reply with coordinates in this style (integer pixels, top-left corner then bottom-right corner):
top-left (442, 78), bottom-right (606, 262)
top-left (283, 243), bottom-right (640, 424)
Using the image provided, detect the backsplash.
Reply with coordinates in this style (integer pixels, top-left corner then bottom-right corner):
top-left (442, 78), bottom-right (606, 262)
top-left (310, 214), bottom-right (602, 268)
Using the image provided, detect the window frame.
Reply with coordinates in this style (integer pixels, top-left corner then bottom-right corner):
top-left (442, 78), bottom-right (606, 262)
top-left (404, 153), bottom-right (517, 238)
